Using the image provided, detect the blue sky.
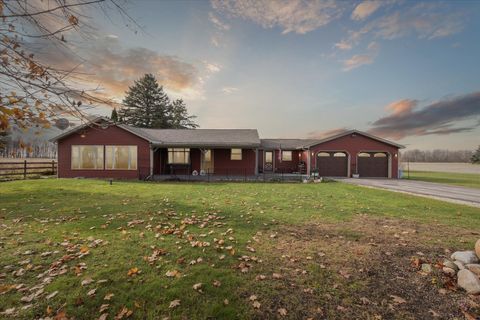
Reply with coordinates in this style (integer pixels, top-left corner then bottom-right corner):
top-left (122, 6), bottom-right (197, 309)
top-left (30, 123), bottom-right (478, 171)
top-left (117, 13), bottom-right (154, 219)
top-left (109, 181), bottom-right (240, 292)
top-left (74, 0), bottom-right (480, 150)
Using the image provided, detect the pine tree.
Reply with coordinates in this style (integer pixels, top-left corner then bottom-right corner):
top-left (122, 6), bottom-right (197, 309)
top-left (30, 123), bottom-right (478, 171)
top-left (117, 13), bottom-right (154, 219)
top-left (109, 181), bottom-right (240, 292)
top-left (169, 99), bottom-right (198, 129)
top-left (110, 108), bottom-right (118, 122)
top-left (471, 145), bottom-right (480, 164)
top-left (118, 74), bottom-right (197, 129)
top-left (118, 74), bottom-right (170, 128)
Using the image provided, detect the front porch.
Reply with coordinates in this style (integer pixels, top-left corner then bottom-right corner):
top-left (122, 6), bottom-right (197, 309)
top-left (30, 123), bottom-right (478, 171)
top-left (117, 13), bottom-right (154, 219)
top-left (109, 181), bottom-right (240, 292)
top-left (151, 147), bottom-right (258, 176)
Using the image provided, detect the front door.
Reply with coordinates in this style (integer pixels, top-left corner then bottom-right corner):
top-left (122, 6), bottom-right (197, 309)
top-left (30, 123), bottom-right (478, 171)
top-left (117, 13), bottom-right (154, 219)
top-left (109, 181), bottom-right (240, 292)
top-left (264, 151), bottom-right (274, 172)
top-left (201, 149), bottom-right (214, 174)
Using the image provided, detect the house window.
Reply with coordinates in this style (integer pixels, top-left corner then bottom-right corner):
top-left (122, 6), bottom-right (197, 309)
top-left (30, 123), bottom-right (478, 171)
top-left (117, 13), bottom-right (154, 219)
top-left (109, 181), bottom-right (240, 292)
top-left (231, 148), bottom-right (242, 160)
top-left (318, 152), bottom-right (330, 157)
top-left (358, 152), bottom-right (370, 157)
top-left (333, 152), bottom-right (346, 157)
top-left (71, 145), bottom-right (104, 170)
top-left (281, 151), bottom-right (292, 161)
top-left (374, 153), bottom-right (387, 157)
top-left (105, 146), bottom-right (137, 170)
top-left (168, 148), bottom-right (190, 164)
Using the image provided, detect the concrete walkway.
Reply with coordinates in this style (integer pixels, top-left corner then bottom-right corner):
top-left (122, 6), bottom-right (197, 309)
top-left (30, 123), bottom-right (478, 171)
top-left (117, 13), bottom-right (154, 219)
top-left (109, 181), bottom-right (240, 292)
top-left (339, 178), bottom-right (480, 208)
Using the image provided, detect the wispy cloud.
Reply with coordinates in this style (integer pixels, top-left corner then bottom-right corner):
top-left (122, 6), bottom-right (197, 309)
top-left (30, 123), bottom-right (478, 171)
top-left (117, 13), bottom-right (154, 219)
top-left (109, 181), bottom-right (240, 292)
top-left (340, 2), bottom-right (465, 50)
top-left (209, 12), bottom-right (231, 31)
top-left (308, 127), bottom-right (349, 139)
top-left (204, 62), bottom-right (222, 73)
top-left (36, 36), bottom-right (203, 102)
top-left (211, 0), bottom-right (345, 34)
top-left (351, 0), bottom-right (383, 21)
top-left (221, 87), bottom-right (239, 94)
top-left (368, 91), bottom-right (480, 139)
top-left (342, 41), bottom-right (379, 71)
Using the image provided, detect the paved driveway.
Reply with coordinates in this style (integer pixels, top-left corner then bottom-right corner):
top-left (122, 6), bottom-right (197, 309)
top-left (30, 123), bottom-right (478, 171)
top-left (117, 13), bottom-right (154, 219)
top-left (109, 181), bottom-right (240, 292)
top-left (339, 178), bottom-right (480, 208)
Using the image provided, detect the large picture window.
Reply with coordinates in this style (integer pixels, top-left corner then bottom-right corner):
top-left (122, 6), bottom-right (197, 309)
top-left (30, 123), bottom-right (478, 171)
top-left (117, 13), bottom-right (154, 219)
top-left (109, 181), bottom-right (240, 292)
top-left (281, 151), bottom-right (292, 161)
top-left (71, 145), bottom-right (104, 170)
top-left (168, 148), bottom-right (190, 164)
top-left (105, 146), bottom-right (138, 170)
top-left (231, 148), bottom-right (242, 160)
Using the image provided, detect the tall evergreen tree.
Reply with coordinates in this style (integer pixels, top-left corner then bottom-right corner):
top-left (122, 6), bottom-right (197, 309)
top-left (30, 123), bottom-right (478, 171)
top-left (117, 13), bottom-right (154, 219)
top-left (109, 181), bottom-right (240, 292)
top-left (471, 145), bottom-right (480, 164)
top-left (169, 99), bottom-right (198, 129)
top-left (110, 108), bottom-right (118, 122)
top-left (118, 74), bottom-right (170, 128)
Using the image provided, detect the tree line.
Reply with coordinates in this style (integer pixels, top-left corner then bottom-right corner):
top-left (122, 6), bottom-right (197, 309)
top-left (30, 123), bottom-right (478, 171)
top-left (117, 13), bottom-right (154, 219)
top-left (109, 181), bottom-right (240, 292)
top-left (401, 148), bottom-right (479, 163)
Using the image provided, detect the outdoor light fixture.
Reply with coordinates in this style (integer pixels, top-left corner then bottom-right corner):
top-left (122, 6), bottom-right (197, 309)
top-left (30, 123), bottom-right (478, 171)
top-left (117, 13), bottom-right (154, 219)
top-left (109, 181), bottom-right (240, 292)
top-left (394, 153), bottom-right (398, 158)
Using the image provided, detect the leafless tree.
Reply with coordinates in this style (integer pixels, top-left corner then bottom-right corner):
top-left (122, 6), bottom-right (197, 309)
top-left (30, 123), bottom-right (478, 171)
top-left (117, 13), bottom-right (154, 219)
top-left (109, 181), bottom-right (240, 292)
top-left (0, 0), bottom-right (139, 132)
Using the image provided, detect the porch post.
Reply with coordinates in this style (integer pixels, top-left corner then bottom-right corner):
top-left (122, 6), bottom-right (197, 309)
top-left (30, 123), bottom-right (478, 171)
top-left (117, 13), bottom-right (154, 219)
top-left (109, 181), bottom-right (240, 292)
top-left (306, 149), bottom-right (311, 176)
top-left (254, 148), bottom-right (259, 175)
top-left (149, 145), bottom-right (154, 177)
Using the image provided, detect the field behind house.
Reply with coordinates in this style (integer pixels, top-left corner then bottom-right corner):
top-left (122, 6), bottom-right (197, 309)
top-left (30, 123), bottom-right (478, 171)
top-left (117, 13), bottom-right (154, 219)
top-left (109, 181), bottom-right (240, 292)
top-left (0, 179), bottom-right (479, 319)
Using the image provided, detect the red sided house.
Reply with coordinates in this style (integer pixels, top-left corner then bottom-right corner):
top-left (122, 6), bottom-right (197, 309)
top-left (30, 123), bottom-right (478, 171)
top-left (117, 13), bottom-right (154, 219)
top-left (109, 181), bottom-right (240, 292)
top-left (51, 117), bottom-right (404, 180)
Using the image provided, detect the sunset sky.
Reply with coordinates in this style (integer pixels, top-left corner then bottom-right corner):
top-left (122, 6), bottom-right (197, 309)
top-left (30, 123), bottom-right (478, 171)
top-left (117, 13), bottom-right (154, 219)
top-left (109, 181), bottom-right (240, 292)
top-left (51, 0), bottom-right (480, 150)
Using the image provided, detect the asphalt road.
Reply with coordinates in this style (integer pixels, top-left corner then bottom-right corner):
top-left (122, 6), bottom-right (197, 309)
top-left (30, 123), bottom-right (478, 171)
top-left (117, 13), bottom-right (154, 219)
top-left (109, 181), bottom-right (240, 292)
top-left (339, 178), bottom-right (480, 208)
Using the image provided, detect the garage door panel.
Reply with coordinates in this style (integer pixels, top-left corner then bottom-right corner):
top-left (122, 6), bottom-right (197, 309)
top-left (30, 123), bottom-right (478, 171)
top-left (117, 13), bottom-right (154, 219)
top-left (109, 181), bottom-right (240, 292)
top-left (358, 152), bottom-right (388, 177)
top-left (317, 152), bottom-right (348, 177)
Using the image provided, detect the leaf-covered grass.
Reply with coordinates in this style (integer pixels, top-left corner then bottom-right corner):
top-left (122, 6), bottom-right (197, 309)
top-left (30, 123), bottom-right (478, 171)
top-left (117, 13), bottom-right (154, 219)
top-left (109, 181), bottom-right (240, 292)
top-left (0, 179), bottom-right (479, 319)
top-left (404, 170), bottom-right (480, 189)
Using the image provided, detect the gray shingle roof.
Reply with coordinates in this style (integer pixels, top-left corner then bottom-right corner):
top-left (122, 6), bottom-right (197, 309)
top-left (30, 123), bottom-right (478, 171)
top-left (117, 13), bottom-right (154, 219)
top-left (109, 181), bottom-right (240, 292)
top-left (260, 139), bottom-right (321, 150)
top-left (130, 127), bottom-right (260, 147)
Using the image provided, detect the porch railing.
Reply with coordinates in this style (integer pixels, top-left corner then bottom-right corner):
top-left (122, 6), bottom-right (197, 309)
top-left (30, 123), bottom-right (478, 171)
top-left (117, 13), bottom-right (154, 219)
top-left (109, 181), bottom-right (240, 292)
top-left (153, 167), bottom-right (310, 182)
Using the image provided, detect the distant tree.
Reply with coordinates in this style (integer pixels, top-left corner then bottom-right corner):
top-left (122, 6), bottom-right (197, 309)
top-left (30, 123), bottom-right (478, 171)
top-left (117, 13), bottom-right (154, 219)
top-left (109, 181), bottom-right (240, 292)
top-left (118, 74), bottom-right (197, 129)
top-left (110, 108), bottom-right (118, 122)
top-left (471, 146), bottom-right (480, 164)
top-left (169, 99), bottom-right (198, 129)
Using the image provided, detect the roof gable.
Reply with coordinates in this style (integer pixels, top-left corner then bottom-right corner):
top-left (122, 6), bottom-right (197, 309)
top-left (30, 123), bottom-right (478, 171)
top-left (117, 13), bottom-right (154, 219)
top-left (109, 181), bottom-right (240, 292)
top-left (306, 130), bottom-right (404, 149)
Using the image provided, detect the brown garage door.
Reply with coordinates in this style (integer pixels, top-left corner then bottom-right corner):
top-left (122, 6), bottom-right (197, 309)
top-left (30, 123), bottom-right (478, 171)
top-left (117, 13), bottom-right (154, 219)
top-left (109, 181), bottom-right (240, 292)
top-left (357, 152), bottom-right (388, 177)
top-left (316, 152), bottom-right (348, 177)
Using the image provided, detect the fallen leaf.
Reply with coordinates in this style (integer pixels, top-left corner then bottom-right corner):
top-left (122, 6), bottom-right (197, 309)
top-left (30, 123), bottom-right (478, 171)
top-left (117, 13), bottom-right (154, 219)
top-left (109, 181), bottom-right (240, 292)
top-left (252, 301), bottom-right (261, 309)
top-left (87, 288), bottom-right (97, 297)
top-left (165, 270), bottom-right (180, 278)
top-left (104, 293), bottom-right (115, 301)
top-left (114, 306), bottom-right (132, 319)
top-left (169, 299), bottom-right (181, 309)
top-left (390, 295), bottom-right (406, 304)
top-left (277, 308), bottom-right (287, 316)
top-left (213, 280), bottom-right (221, 287)
top-left (127, 267), bottom-right (139, 277)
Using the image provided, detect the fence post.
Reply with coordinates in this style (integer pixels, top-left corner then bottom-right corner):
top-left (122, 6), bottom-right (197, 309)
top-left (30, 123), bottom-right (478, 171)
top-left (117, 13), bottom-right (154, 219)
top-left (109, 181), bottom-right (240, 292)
top-left (23, 160), bottom-right (27, 179)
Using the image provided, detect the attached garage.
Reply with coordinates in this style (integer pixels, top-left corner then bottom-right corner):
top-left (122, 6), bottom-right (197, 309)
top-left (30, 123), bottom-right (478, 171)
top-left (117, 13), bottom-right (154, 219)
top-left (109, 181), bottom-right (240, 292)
top-left (357, 152), bottom-right (389, 178)
top-left (316, 151), bottom-right (348, 177)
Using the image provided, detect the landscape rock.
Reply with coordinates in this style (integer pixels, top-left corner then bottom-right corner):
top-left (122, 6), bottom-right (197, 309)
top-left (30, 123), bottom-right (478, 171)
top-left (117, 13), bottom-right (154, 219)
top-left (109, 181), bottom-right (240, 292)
top-left (476, 239), bottom-right (480, 259)
top-left (421, 263), bottom-right (433, 274)
top-left (451, 251), bottom-right (479, 265)
top-left (465, 264), bottom-right (480, 276)
top-left (442, 267), bottom-right (456, 276)
top-left (454, 261), bottom-right (465, 270)
top-left (443, 259), bottom-right (458, 271)
top-left (457, 269), bottom-right (480, 294)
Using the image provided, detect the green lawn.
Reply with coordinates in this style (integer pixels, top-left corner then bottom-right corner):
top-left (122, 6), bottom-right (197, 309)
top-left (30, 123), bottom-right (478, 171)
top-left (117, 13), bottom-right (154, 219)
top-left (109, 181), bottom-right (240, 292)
top-left (404, 170), bottom-right (480, 189)
top-left (0, 179), bottom-right (479, 319)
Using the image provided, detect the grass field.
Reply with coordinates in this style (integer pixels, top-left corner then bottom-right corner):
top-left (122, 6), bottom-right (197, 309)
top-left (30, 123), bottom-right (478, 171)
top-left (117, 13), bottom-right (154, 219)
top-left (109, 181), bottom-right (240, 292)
top-left (405, 170), bottom-right (480, 189)
top-left (1, 179), bottom-right (479, 319)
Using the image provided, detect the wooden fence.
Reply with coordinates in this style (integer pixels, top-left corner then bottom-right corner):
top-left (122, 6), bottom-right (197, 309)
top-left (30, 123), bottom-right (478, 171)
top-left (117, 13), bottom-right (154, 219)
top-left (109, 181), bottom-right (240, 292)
top-left (0, 160), bottom-right (57, 180)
